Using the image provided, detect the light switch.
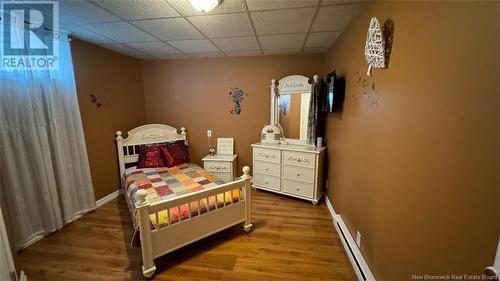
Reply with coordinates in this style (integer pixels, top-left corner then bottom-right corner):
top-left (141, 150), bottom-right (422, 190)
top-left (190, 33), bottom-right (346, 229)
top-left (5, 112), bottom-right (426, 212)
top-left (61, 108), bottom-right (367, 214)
top-left (207, 129), bottom-right (212, 137)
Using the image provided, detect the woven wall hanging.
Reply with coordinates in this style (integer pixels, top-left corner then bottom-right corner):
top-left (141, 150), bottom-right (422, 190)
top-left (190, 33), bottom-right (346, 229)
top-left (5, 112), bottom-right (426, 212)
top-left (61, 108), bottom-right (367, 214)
top-left (364, 17), bottom-right (385, 76)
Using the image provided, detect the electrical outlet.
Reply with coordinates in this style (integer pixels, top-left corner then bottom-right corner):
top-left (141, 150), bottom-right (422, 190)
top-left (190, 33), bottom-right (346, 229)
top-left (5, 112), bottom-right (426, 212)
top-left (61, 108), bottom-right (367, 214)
top-left (356, 231), bottom-right (361, 247)
top-left (207, 129), bottom-right (212, 137)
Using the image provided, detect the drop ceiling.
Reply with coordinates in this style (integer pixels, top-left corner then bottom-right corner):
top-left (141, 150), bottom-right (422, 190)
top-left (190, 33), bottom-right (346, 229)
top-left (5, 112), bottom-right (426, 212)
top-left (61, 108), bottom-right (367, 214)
top-left (21, 0), bottom-right (366, 59)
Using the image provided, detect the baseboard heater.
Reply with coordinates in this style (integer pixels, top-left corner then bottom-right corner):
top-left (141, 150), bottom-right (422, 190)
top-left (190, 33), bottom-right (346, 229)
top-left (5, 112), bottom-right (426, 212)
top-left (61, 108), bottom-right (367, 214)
top-left (326, 198), bottom-right (376, 281)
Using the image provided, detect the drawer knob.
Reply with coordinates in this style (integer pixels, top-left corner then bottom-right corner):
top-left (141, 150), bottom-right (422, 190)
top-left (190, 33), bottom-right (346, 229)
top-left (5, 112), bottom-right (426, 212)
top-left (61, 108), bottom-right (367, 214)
top-left (265, 181), bottom-right (269, 184)
top-left (265, 168), bottom-right (269, 171)
top-left (296, 187), bottom-right (300, 191)
top-left (296, 173), bottom-right (300, 177)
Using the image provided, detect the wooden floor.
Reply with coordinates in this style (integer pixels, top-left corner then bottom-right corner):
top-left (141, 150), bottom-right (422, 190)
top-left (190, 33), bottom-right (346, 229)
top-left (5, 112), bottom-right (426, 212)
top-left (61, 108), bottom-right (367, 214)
top-left (15, 190), bottom-right (356, 281)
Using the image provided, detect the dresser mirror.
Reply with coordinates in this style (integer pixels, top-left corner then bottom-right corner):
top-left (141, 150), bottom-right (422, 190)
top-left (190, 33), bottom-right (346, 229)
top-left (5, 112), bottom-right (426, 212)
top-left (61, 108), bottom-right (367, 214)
top-left (270, 75), bottom-right (318, 145)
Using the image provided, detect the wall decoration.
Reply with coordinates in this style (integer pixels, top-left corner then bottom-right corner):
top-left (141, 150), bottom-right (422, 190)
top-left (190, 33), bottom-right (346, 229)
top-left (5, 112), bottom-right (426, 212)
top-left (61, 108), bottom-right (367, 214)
top-left (352, 71), bottom-right (382, 109)
top-left (364, 17), bottom-right (385, 76)
top-left (90, 94), bottom-right (102, 108)
top-left (228, 87), bottom-right (248, 115)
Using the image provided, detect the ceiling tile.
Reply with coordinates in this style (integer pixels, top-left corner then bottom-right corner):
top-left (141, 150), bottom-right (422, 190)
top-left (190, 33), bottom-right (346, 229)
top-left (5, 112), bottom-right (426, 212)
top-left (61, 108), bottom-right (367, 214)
top-left (59, 0), bottom-right (120, 24)
top-left (68, 27), bottom-right (117, 44)
top-left (251, 7), bottom-right (316, 35)
top-left (311, 4), bottom-right (363, 32)
top-left (101, 43), bottom-right (154, 59)
top-left (259, 33), bottom-right (306, 50)
top-left (212, 36), bottom-right (259, 51)
top-left (226, 50), bottom-right (263, 57)
top-left (305, 31), bottom-right (340, 48)
top-left (167, 39), bottom-right (219, 53)
top-left (126, 41), bottom-right (180, 55)
top-left (92, 0), bottom-right (179, 20)
top-left (58, 20), bottom-right (116, 44)
top-left (321, 0), bottom-right (366, 5)
top-left (87, 21), bottom-right (158, 43)
top-left (167, 0), bottom-right (246, 16)
top-left (132, 18), bottom-right (204, 40)
top-left (263, 49), bottom-right (302, 55)
top-left (247, 0), bottom-right (318, 11)
top-left (188, 13), bottom-right (254, 38)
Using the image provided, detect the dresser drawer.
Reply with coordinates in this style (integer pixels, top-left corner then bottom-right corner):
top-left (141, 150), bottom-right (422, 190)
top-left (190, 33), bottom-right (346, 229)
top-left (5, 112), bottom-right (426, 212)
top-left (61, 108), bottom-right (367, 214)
top-left (254, 161), bottom-right (280, 176)
top-left (283, 151), bottom-right (315, 168)
top-left (283, 165), bottom-right (315, 182)
top-left (254, 147), bottom-right (281, 164)
top-left (204, 161), bottom-right (231, 173)
top-left (212, 172), bottom-right (231, 183)
top-left (282, 179), bottom-right (314, 198)
top-left (253, 173), bottom-right (280, 191)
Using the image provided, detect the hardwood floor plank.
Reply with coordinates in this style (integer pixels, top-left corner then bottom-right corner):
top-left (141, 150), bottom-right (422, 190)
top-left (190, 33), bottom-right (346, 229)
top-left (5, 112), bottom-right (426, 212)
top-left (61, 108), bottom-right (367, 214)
top-left (14, 190), bottom-right (356, 281)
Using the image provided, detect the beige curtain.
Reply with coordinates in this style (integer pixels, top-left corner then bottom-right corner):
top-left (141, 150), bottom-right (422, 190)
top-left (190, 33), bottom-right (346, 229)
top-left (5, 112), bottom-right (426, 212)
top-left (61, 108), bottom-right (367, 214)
top-left (0, 30), bottom-right (95, 250)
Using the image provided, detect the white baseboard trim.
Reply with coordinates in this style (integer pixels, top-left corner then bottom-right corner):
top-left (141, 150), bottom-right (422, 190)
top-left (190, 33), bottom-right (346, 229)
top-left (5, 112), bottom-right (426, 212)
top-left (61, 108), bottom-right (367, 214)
top-left (95, 189), bottom-right (120, 208)
top-left (325, 196), bottom-right (376, 281)
top-left (325, 194), bottom-right (337, 217)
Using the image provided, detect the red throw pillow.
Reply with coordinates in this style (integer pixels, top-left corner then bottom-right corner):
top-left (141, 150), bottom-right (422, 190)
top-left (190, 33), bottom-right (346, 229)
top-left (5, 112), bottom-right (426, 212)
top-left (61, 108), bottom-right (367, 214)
top-left (137, 145), bottom-right (165, 168)
top-left (160, 141), bottom-right (190, 167)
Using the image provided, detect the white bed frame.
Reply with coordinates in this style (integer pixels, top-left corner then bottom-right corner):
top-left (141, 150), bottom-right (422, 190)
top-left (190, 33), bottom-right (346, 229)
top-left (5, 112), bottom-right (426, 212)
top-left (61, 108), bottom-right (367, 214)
top-left (115, 124), bottom-right (252, 278)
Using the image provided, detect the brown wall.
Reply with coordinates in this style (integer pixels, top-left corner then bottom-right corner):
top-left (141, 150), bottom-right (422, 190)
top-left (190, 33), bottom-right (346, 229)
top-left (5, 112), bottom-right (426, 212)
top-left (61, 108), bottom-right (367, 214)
top-left (324, 1), bottom-right (499, 280)
top-left (72, 39), bottom-right (146, 200)
top-left (141, 55), bottom-right (323, 172)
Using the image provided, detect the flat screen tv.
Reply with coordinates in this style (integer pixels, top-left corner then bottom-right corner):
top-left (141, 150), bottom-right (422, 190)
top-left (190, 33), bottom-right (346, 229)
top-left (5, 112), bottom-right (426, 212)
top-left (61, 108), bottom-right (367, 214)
top-left (326, 71), bottom-right (346, 113)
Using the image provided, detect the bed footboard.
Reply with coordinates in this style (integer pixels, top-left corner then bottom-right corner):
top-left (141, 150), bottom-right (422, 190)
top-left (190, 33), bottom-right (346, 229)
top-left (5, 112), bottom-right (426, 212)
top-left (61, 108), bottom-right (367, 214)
top-left (134, 166), bottom-right (253, 279)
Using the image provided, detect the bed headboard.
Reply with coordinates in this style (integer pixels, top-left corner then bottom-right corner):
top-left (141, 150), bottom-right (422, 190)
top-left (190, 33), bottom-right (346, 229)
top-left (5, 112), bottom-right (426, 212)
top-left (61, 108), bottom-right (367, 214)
top-left (115, 124), bottom-right (187, 183)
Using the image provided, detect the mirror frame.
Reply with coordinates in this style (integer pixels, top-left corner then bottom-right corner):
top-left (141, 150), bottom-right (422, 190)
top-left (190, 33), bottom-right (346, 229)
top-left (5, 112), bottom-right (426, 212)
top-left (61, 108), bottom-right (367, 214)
top-left (270, 74), bottom-right (318, 145)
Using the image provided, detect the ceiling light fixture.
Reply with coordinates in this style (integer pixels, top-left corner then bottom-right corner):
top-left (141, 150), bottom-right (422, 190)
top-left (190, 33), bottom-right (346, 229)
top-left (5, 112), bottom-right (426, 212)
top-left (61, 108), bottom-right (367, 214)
top-left (188, 0), bottom-right (220, 13)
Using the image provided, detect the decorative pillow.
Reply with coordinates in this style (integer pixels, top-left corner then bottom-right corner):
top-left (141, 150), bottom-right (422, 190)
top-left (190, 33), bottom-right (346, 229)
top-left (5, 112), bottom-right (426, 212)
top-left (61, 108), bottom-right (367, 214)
top-left (160, 141), bottom-right (190, 167)
top-left (137, 145), bottom-right (165, 168)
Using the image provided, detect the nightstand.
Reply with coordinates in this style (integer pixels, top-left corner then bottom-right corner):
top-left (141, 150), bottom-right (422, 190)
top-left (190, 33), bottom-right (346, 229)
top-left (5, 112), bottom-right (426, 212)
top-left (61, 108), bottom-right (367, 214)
top-left (202, 154), bottom-right (238, 182)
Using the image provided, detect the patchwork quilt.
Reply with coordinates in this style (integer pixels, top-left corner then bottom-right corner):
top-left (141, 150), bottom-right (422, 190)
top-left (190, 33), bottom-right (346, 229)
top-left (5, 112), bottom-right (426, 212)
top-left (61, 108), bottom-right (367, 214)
top-left (125, 163), bottom-right (240, 229)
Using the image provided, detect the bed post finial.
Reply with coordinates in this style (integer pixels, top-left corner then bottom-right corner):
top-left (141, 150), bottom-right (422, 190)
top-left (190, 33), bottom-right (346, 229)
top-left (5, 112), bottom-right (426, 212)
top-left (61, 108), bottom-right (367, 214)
top-left (135, 189), bottom-right (149, 206)
top-left (180, 127), bottom-right (188, 145)
top-left (313, 74), bottom-right (319, 83)
top-left (116, 131), bottom-right (123, 140)
top-left (242, 166), bottom-right (251, 179)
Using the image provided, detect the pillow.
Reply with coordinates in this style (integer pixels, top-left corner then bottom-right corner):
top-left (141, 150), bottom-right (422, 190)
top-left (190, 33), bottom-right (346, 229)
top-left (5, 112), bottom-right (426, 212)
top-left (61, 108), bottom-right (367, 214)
top-left (160, 141), bottom-right (190, 167)
top-left (137, 145), bottom-right (165, 168)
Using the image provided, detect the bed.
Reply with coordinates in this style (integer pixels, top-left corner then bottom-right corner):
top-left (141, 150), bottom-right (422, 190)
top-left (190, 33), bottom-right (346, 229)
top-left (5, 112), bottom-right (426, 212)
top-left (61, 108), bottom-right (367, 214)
top-left (116, 124), bottom-right (252, 278)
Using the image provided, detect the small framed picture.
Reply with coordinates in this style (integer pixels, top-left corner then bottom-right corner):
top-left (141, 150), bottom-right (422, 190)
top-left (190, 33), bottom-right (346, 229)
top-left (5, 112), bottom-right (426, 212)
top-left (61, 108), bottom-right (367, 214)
top-left (217, 138), bottom-right (234, 155)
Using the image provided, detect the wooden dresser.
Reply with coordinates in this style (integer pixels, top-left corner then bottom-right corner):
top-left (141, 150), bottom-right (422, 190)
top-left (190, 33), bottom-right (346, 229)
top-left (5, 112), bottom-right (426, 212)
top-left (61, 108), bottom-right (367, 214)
top-left (251, 143), bottom-right (326, 204)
